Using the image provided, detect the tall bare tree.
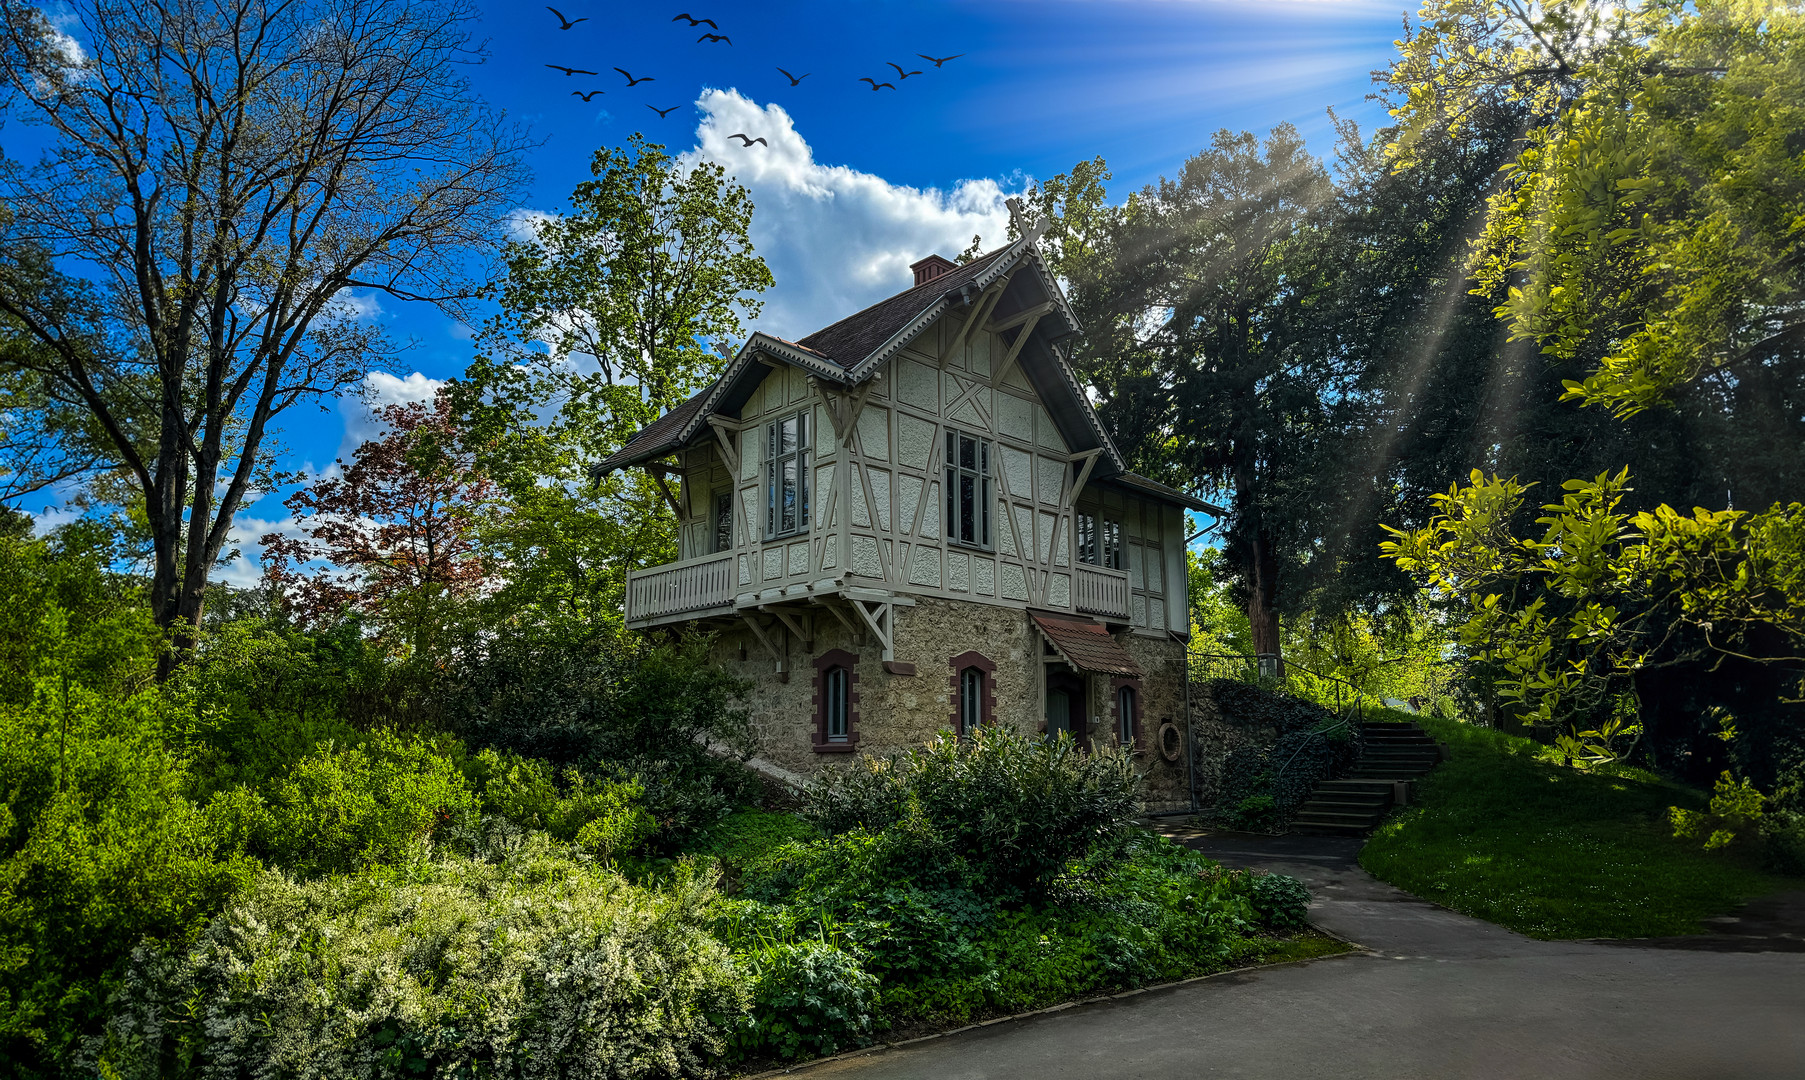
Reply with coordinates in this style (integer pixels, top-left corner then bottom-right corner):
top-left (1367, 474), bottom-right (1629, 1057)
top-left (0, 0), bottom-right (527, 669)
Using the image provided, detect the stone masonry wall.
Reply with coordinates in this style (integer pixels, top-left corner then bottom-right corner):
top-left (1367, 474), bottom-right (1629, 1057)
top-left (1184, 682), bottom-right (1283, 808)
top-left (710, 597), bottom-right (1193, 810)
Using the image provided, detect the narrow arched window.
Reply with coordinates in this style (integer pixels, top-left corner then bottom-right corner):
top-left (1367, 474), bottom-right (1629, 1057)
top-left (825, 666), bottom-right (850, 742)
top-left (1117, 685), bottom-right (1137, 745)
top-left (959, 667), bottom-right (985, 736)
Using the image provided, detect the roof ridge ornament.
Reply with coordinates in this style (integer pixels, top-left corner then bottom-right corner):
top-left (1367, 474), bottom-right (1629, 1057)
top-left (1005, 196), bottom-right (1051, 244)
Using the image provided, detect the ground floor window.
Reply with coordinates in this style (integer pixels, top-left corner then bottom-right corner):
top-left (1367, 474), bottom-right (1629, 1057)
top-left (813, 649), bottom-right (860, 752)
top-left (1111, 676), bottom-right (1143, 747)
top-left (825, 668), bottom-right (849, 740)
top-left (948, 651), bottom-right (996, 736)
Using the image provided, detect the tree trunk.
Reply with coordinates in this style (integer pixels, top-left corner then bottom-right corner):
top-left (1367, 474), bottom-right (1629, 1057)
top-left (1247, 526), bottom-right (1283, 677)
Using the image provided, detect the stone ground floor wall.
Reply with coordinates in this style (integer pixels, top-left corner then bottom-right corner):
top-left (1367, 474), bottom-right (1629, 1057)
top-left (1185, 684), bottom-right (1277, 809)
top-left (705, 597), bottom-right (1192, 811)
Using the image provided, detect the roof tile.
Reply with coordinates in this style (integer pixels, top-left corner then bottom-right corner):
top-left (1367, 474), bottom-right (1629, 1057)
top-left (1030, 610), bottom-right (1144, 677)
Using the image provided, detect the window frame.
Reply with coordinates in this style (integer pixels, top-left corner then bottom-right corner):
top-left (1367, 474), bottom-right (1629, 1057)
top-left (1110, 676), bottom-right (1143, 748)
top-left (944, 429), bottom-right (993, 550)
top-left (812, 648), bottom-right (860, 753)
top-left (1077, 509), bottom-right (1122, 570)
top-left (765, 410), bottom-right (811, 541)
top-left (713, 489), bottom-right (735, 553)
top-left (948, 651), bottom-right (996, 736)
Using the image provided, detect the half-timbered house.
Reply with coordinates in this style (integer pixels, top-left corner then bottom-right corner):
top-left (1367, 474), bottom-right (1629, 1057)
top-left (598, 216), bottom-right (1204, 808)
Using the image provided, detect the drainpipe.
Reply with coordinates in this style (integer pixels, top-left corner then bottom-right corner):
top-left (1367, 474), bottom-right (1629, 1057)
top-left (1178, 630), bottom-right (1197, 811)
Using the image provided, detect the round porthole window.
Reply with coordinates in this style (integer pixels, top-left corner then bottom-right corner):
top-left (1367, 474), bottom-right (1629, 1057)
top-left (1157, 721), bottom-right (1184, 762)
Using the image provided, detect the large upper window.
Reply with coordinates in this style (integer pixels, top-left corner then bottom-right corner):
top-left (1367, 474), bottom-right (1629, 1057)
top-left (713, 490), bottom-right (734, 553)
top-left (1077, 511), bottom-right (1122, 570)
top-left (945, 430), bottom-right (992, 548)
top-left (765, 411), bottom-right (810, 539)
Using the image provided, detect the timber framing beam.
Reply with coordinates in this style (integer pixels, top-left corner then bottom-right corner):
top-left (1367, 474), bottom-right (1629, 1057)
top-left (988, 300), bottom-right (1057, 334)
top-left (706, 417), bottom-right (740, 474)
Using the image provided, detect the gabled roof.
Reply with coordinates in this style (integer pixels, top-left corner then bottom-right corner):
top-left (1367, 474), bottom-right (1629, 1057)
top-left (795, 247), bottom-right (1013, 368)
top-left (595, 234), bottom-right (1197, 515)
top-left (1101, 472), bottom-right (1221, 514)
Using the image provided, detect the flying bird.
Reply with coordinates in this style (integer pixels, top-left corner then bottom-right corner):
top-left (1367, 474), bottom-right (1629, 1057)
top-left (571, 89), bottom-right (604, 101)
top-left (697, 32), bottom-right (731, 44)
top-left (887, 62), bottom-right (923, 79)
top-left (613, 67), bottom-right (654, 86)
top-left (859, 77), bottom-right (896, 91)
top-left (728, 133), bottom-right (767, 147)
top-left (776, 67), bottom-right (810, 86)
top-left (545, 64), bottom-right (599, 76)
top-left (647, 104), bottom-right (680, 117)
top-left (671, 13), bottom-right (717, 28)
top-left (545, 6), bottom-right (587, 29)
top-left (917, 53), bottom-right (964, 68)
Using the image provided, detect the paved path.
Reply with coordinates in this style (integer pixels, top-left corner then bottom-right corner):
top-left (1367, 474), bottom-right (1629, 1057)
top-left (789, 825), bottom-right (1805, 1080)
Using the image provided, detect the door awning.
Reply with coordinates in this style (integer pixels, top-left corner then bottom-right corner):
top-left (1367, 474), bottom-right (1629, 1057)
top-left (1030, 610), bottom-right (1143, 677)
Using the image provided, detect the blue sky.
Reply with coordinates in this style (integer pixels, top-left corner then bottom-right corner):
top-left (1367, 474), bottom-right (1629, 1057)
top-left (21, 0), bottom-right (1411, 579)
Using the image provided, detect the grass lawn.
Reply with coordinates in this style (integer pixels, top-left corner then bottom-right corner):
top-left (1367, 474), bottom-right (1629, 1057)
top-left (1359, 710), bottom-right (1801, 939)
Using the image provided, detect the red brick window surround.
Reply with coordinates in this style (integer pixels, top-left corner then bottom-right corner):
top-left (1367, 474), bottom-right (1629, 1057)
top-left (1110, 676), bottom-right (1144, 748)
top-left (948, 651), bottom-right (997, 736)
top-left (813, 649), bottom-right (860, 753)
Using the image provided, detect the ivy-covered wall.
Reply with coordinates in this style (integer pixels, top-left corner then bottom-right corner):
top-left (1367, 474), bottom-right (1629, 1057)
top-left (1187, 678), bottom-right (1364, 828)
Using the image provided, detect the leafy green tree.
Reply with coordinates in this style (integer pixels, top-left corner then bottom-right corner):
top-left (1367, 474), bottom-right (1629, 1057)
top-left (1387, 0), bottom-right (1805, 424)
top-left (454, 135), bottom-right (771, 635)
top-left (1384, 469), bottom-right (1805, 783)
top-left (1059, 127), bottom-right (1343, 665)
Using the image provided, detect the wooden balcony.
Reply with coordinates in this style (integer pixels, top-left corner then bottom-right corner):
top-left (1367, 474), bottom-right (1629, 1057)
top-left (1073, 564), bottom-right (1130, 621)
top-left (625, 551), bottom-right (735, 628)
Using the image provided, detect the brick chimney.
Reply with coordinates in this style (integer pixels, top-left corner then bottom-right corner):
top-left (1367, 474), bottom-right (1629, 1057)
top-left (910, 254), bottom-right (957, 286)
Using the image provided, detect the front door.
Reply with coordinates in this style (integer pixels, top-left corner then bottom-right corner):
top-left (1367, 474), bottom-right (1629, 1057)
top-left (1045, 670), bottom-right (1087, 748)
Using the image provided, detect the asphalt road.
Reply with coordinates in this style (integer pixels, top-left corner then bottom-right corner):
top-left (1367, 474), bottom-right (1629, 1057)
top-left (784, 827), bottom-right (1805, 1080)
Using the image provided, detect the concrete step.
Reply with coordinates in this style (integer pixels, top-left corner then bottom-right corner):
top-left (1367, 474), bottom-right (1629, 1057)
top-left (1299, 794), bottom-right (1390, 809)
top-left (1293, 808), bottom-right (1386, 828)
top-left (1285, 721), bottom-right (1444, 837)
top-left (1293, 821), bottom-right (1374, 837)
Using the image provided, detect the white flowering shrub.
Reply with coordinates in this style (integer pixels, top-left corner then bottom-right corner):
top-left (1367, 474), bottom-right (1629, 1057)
top-left (100, 840), bottom-right (750, 1079)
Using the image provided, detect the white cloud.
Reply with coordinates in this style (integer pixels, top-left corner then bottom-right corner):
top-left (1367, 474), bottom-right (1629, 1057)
top-left (503, 207), bottom-right (557, 242)
top-left (681, 89), bottom-right (1021, 340)
top-left (327, 288), bottom-right (386, 322)
top-left (218, 513), bottom-right (301, 588)
top-left (334, 370), bottom-right (445, 458)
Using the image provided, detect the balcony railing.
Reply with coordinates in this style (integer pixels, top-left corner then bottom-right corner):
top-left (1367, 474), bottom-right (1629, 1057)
top-left (1073, 564), bottom-right (1130, 620)
top-left (626, 551), bottom-right (734, 624)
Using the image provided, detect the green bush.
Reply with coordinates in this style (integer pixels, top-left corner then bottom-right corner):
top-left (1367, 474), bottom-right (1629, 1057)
top-left (735, 941), bottom-right (878, 1061)
top-left (802, 727), bottom-right (1142, 900)
top-left (0, 680), bottom-right (256, 1071)
top-left (99, 845), bottom-right (750, 1079)
top-left (466, 747), bottom-right (657, 859)
top-left (1230, 793), bottom-right (1281, 832)
top-left (686, 808), bottom-right (822, 876)
top-left (1247, 873), bottom-right (1312, 930)
top-left (219, 730), bottom-right (480, 875)
top-left (439, 633), bottom-right (753, 771)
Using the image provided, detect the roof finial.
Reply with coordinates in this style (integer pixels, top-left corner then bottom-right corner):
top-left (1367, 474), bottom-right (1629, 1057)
top-left (1005, 196), bottom-right (1050, 244)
